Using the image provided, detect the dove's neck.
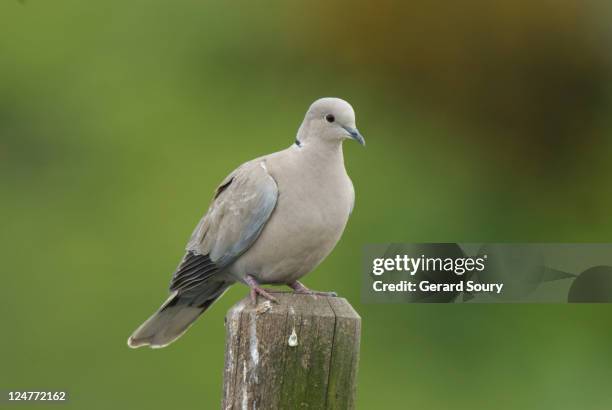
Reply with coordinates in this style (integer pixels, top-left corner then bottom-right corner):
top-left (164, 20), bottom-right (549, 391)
top-left (291, 137), bottom-right (346, 174)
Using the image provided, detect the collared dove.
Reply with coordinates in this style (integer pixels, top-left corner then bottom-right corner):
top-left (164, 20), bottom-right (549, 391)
top-left (128, 97), bottom-right (365, 348)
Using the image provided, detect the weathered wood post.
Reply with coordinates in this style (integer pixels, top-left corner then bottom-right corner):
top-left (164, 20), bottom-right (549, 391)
top-left (222, 293), bottom-right (361, 410)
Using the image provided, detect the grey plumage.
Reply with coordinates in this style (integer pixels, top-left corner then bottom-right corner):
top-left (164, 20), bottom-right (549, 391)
top-left (128, 97), bottom-right (364, 348)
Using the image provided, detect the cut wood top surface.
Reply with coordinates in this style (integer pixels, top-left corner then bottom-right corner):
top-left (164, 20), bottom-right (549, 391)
top-left (226, 292), bottom-right (361, 320)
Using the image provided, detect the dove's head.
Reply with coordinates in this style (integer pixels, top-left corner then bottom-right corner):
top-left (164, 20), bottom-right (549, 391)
top-left (296, 97), bottom-right (365, 147)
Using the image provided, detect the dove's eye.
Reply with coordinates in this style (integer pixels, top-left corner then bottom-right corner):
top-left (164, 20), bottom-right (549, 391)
top-left (325, 114), bottom-right (335, 123)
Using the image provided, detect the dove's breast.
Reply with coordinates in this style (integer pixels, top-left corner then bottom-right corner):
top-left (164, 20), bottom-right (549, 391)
top-left (228, 149), bottom-right (354, 285)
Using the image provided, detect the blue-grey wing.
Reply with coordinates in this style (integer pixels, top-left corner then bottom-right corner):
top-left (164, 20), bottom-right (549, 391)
top-left (169, 160), bottom-right (278, 292)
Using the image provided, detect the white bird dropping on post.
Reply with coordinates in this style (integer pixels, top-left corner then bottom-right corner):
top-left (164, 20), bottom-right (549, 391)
top-left (128, 97), bottom-right (365, 349)
top-left (288, 328), bottom-right (298, 347)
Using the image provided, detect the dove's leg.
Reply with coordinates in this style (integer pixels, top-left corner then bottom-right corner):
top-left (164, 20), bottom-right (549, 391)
top-left (289, 281), bottom-right (337, 297)
top-left (245, 274), bottom-right (279, 304)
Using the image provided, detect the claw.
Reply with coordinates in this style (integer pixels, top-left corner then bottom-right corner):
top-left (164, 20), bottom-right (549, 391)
top-left (289, 281), bottom-right (337, 297)
top-left (250, 287), bottom-right (279, 304)
top-left (246, 275), bottom-right (279, 304)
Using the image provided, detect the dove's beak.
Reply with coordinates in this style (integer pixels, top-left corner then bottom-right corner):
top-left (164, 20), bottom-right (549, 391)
top-left (342, 126), bottom-right (366, 146)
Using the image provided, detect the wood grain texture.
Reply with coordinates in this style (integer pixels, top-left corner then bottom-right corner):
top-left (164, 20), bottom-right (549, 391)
top-left (222, 293), bottom-right (361, 410)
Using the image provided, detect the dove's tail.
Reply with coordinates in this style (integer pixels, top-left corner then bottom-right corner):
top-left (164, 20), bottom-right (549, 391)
top-left (127, 282), bottom-right (231, 349)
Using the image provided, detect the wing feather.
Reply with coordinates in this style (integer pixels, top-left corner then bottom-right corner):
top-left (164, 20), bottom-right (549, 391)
top-left (169, 160), bottom-right (278, 293)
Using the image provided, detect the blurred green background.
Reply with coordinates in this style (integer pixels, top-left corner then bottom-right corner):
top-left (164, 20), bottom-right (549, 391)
top-left (2, 1), bottom-right (612, 409)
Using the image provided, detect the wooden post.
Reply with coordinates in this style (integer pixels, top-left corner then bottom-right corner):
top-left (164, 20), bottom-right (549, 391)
top-left (222, 293), bottom-right (361, 410)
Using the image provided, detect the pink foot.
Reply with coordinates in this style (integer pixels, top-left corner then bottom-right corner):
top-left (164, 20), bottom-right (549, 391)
top-left (245, 275), bottom-right (279, 304)
top-left (289, 281), bottom-right (337, 297)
